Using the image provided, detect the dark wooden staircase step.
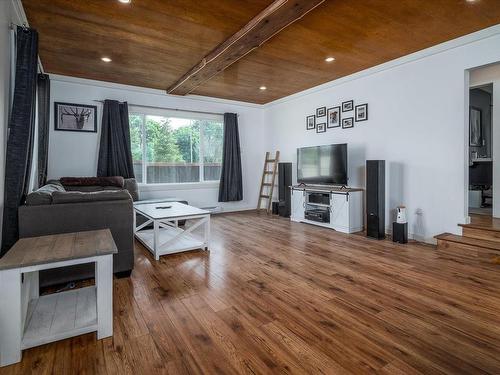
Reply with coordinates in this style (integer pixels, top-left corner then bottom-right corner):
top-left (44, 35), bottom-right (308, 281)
top-left (435, 232), bottom-right (500, 265)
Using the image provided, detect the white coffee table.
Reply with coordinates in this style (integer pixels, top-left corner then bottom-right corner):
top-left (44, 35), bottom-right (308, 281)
top-left (134, 202), bottom-right (210, 260)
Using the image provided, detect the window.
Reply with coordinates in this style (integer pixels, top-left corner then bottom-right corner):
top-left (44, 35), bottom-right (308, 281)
top-left (129, 107), bottom-right (223, 184)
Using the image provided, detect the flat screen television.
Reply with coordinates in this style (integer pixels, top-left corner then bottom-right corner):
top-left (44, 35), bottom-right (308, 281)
top-left (297, 144), bottom-right (347, 185)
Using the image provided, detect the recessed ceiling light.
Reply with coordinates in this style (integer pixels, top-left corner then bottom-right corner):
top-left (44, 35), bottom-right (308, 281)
top-left (325, 57), bottom-right (335, 62)
top-left (101, 57), bottom-right (112, 62)
top-left (118, 0), bottom-right (131, 3)
top-left (259, 86), bottom-right (267, 90)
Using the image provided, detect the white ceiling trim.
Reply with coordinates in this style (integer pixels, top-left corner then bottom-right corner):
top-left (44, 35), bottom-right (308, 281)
top-left (48, 74), bottom-right (263, 109)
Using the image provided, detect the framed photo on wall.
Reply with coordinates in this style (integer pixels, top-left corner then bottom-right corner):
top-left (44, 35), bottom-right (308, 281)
top-left (355, 103), bottom-right (368, 122)
top-left (342, 117), bottom-right (354, 129)
top-left (327, 106), bottom-right (341, 128)
top-left (469, 106), bottom-right (482, 146)
top-left (316, 107), bottom-right (326, 117)
top-left (316, 123), bottom-right (326, 133)
top-left (306, 115), bottom-right (316, 130)
top-left (342, 100), bottom-right (354, 112)
top-left (54, 102), bottom-right (97, 133)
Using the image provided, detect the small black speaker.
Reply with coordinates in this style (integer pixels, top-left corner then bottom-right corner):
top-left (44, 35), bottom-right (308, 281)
top-left (272, 201), bottom-right (279, 215)
top-left (392, 222), bottom-right (408, 244)
top-left (366, 160), bottom-right (385, 239)
top-left (278, 162), bottom-right (292, 217)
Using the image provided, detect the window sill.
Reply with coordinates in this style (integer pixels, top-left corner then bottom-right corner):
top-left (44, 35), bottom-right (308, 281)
top-left (138, 181), bottom-right (220, 192)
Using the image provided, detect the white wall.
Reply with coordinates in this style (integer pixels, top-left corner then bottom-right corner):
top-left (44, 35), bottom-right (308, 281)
top-left (471, 63), bottom-right (500, 217)
top-left (48, 76), bottom-right (266, 212)
top-left (264, 26), bottom-right (500, 243)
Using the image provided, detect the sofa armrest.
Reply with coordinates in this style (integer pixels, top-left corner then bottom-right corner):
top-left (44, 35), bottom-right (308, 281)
top-left (124, 178), bottom-right (139, 201)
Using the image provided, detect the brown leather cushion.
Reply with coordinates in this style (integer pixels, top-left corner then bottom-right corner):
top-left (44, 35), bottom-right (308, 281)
top-left (63, 186), bottom-right (121, 192)
top-left (51, 190), bottom-right (131, 204)
top-left (60, 176), bottom-right (125, 188)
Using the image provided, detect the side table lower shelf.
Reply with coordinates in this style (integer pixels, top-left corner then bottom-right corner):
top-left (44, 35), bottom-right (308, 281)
top-left (22, 286), bottom-right (97, 350)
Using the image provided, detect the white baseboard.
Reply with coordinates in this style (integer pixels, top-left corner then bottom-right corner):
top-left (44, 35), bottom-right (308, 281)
top-left (215, 206), bottom-right (256, 214)
top-left (385, 227), bottom-right (436, 245)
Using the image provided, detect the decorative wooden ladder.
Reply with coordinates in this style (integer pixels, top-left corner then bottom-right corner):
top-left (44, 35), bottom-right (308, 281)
top-left (257, 151), bottom-right (280, 213)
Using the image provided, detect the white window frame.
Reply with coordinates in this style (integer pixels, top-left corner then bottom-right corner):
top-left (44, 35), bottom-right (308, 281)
top-left (129, 106), bottom-right (223, 187)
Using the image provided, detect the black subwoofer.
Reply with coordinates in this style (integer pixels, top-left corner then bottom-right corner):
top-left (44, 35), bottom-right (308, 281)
top-left (366, 160), bottom-right (385, 239)
top-left (392, 222), bottom-right (408, 244)
top-left (272, 201), bottom-right (279, 215)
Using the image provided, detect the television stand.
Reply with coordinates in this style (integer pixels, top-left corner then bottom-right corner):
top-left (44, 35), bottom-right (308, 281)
top-left (290, 185), bottom-right (364, 233)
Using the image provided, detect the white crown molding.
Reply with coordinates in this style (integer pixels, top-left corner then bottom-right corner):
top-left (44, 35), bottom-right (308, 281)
top-left (264, 24), bottom-right (500, 108)
top-left (11, 0), bottom-right (27, 25)
top-left (48, 74), bottom-right (263, 109)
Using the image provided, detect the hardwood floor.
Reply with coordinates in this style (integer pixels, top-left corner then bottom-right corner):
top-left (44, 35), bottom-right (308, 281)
top-left (3, 211), bottom-right (500, 374)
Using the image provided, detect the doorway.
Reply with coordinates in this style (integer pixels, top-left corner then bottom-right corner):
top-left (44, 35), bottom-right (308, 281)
top-left (468, 84), bottom-right (493, 217)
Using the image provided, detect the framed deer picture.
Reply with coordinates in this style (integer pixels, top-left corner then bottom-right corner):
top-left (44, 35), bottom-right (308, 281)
top-left (54, 102), bottom-right (97, 133)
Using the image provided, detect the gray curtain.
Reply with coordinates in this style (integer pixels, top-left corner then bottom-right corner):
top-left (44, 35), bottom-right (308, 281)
top-left (218, 113), bottom-right (243, 202)
top-left (97, 100), bottom-right (135, 178)
top-left (1, 27), bottom-right (38, 256)
top-left (37, 73), bottom-right (50, 187)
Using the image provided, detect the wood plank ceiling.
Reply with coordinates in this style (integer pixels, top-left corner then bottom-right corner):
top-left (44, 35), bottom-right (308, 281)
top-left (23, 0), bottom-right (500, 104)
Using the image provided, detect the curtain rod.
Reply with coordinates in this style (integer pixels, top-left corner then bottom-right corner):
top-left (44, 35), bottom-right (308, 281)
top-left (9, 22), bottom-right (29, 31)
top-left (92, 100), bottom-right (230, 117)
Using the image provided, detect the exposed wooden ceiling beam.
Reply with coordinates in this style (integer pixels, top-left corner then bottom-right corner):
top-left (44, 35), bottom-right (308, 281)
top-left (167, 0), bottom-right (325, 96)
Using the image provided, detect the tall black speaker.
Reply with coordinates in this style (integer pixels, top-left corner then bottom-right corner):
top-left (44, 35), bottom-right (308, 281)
top-left (278, 162), bottom-right (292, 217)
top-left (366, 160), bottom-right (385, 239)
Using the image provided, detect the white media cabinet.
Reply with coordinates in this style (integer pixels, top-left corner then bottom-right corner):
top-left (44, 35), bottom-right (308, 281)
top-left (290, 185), bottom-right (364, 233)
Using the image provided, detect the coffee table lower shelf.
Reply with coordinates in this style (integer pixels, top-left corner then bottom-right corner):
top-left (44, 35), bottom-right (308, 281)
top-left (135, 227), bottom-right (207, 257)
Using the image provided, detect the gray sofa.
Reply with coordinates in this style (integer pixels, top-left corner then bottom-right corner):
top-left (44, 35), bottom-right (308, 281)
top-left (19, 178), bottom-right (138, 287)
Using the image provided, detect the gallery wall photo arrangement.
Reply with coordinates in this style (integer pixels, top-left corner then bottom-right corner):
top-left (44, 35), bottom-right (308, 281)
top-left (304, 99), bottom-right (368, 133)
top-left (355, 103), bottom-right (368, 122)
top-left (327, 106), bottom-right (340, 128)
top-left (54, 102), bottom-right (97, 132)
top-left (306, 115), bottom-right (316, 130)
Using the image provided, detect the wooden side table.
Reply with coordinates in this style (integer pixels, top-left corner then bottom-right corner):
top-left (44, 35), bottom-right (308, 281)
top-left (0, 229), bottom-right (117, 367)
